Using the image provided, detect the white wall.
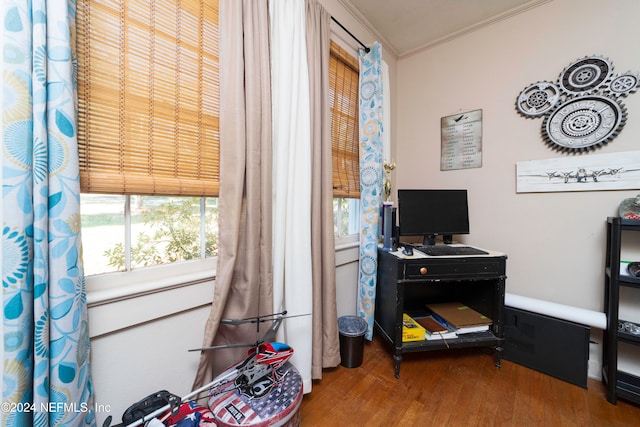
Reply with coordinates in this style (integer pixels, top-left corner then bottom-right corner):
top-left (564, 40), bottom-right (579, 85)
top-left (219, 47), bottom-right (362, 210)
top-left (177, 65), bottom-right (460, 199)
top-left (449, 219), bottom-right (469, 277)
top-left (90, 306), bottom-right (210, 422)
top-left (395, 0), bottom-right (640, 378)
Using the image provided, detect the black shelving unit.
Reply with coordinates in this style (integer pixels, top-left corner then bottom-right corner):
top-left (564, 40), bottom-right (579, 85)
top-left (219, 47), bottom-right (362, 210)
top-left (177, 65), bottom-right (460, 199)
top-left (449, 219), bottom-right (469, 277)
top-left (603, 216), bottom-right (640, 405)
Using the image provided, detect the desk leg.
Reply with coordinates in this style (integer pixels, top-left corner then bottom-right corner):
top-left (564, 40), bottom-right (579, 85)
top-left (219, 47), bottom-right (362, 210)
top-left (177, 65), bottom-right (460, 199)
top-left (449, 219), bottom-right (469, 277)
top-left (495, 345), bottom-right (503, 368)
top-left (394, 351), bottom-right (402, 378)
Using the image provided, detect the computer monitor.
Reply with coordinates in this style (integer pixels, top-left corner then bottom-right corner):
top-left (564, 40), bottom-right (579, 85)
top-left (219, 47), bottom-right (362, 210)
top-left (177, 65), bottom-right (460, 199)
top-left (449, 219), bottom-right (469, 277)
top-left (397, 189), bottom-right (470, 246)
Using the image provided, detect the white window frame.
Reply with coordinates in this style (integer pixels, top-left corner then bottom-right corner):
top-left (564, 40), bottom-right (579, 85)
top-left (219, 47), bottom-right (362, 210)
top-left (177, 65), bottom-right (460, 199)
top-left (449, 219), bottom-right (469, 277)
top-left (84, 194), bottom-right (217, 307)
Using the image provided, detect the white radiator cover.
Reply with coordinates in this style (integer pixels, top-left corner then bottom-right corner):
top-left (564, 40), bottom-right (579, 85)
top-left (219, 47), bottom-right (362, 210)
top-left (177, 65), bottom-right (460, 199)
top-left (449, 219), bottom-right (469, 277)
top-left (505, 292), bottom-right (607, 329)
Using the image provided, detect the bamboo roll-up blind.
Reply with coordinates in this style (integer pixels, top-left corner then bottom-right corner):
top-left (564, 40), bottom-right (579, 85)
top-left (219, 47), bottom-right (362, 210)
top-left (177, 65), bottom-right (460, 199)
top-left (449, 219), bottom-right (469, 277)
top-left (329, 40), bottom-right (360, 198)
top-left (76, 0), bottom-right (220, 196)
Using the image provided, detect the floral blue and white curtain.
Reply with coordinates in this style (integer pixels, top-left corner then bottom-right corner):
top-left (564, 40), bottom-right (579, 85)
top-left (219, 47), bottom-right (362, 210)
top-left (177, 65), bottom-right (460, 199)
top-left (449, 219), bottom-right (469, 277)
top-left (2, 1), bottom-right (95, 425)
top-left (357, 42), bottom-right (384, 340)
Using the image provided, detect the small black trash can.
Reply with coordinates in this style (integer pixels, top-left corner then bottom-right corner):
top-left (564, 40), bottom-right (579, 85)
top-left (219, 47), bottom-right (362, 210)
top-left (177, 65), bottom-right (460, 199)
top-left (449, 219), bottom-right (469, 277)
top-left (338, 315), bottom-right (368, 368)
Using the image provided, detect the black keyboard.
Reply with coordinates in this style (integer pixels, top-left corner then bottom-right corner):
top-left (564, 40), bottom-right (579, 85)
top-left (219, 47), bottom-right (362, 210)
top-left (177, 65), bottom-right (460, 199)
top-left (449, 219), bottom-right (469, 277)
top-left (417, 245), bottom-right (488, 256)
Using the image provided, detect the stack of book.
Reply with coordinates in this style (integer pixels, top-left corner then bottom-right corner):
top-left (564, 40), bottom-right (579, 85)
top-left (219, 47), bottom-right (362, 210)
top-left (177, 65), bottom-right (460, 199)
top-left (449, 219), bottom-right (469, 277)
top-left (416, 315), bottom-right (457, 340)
top-left (426, 302), bottom-right (492, 335)
top-left (402, 303), bottom-right (492, 343)
top-left (402, 313), bottom-right (456, 342)
top-left (402, 313), bottom-right (426, 342)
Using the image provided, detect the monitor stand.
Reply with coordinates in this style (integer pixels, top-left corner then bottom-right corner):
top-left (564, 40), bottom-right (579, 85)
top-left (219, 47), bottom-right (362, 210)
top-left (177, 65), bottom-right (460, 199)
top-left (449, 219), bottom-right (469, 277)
top-left (422, 234), bottom-right (453, 246)
top-left (423, 234), bottom-right (437, 246)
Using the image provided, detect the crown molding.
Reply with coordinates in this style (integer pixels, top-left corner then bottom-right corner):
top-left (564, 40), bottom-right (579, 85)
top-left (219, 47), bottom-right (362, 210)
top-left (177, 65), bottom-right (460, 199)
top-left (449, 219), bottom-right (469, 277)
top-left (338, 0), bottom-right (550, 59)
top-left (336, 0), bottom-right (399, 58)
top-left (402, 0), bottom-right (551, 57)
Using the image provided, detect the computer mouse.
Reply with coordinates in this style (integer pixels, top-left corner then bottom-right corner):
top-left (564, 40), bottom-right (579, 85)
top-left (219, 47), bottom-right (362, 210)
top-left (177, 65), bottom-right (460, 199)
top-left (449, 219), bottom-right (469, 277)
top-left (402, 246), bottom-right (413, 256)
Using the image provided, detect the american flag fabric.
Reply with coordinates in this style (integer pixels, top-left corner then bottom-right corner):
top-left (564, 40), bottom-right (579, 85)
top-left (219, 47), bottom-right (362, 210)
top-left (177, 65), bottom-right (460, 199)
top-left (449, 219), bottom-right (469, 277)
top-left (208, 362), bottom-right (302, 427)
top-left (163, 401), bottom-right (217, 427)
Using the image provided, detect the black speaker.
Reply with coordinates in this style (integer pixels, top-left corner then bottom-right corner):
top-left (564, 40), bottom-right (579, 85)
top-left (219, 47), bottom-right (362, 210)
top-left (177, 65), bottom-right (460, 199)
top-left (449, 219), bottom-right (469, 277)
top-left (382, 203), bottom-right (393, 251)
top-left (391, 207), bottom-right (397, 250)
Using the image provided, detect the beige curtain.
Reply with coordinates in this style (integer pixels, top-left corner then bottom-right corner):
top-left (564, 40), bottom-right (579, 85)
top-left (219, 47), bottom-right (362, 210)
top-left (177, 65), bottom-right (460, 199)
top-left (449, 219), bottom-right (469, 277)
top-left (192, 0), bottom-right (272, 389)
top-left (307, 0), bottom-right (341, 378)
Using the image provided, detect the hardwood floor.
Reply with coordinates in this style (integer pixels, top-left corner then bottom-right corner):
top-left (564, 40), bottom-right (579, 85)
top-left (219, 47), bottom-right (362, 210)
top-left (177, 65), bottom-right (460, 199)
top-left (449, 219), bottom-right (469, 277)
top-left (300, 335), bottom-right (640, 426)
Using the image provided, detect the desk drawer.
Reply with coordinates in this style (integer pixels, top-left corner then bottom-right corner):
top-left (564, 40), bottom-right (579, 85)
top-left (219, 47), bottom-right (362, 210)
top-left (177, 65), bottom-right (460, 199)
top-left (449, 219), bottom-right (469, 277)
top-left (402, 257), bottom-right (504, 280)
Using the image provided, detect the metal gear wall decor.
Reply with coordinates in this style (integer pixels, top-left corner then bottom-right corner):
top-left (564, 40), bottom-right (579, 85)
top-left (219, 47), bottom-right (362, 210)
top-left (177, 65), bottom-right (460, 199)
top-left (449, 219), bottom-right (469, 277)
top-left (515, 55), bottom-right (640, 152)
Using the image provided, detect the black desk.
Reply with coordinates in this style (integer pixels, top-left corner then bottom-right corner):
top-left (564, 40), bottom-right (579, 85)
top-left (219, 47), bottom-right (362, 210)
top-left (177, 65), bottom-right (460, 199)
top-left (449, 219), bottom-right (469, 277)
top-left (374, 248), bottom-right (507, 378)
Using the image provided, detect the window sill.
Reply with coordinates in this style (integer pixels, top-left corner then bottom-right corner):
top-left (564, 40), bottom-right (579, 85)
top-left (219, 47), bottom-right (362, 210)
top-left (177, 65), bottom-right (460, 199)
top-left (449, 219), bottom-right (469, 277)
top-left (86, 232), bottom-right (361, 298)
top-left (87, 236), bottom-right (359, 305)
top-left (335, 233), bottom-right (360, 250)
top-left (87, 237), bottom-right (362, 337)
top-left (87, 259), bottom-right (216, 338)
top-left (87, 258), bottom-right (216, 307)
top-left (335, 234), bottom-right (360, 266)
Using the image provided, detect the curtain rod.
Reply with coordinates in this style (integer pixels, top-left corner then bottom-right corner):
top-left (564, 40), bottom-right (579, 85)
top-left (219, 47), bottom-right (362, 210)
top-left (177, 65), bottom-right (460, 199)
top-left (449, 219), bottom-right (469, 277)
top-left (330, 16), bottom-right (370, 53)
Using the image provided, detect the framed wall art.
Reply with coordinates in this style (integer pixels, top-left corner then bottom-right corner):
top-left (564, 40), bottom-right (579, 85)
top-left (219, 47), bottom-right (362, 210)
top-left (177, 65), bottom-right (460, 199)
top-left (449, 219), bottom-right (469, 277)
top-left (440, 109), bottom-right (482, 171)
top-left (516, 150), bottom-right (640, 193)
top-left (515, 55), bottom-right (640, 152)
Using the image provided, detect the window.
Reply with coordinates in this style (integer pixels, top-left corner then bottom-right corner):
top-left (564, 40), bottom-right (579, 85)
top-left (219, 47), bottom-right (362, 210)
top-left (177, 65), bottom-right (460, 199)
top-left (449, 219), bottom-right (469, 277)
top-left (334, 197), bottom-right (360, 238)
top-left (80, 194), bottom-right (217, 276)
top-left (329, 41), bottom-right (360, 238)
top-left (76, 0), bottom-right (219, 277)
top-left (76, 3), bottom-right (358, 281)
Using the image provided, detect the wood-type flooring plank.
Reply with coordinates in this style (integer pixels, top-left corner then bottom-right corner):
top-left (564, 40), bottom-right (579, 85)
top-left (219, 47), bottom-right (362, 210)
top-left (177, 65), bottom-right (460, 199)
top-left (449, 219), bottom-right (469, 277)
top-left (300, 335), bottom-right (640, 426)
